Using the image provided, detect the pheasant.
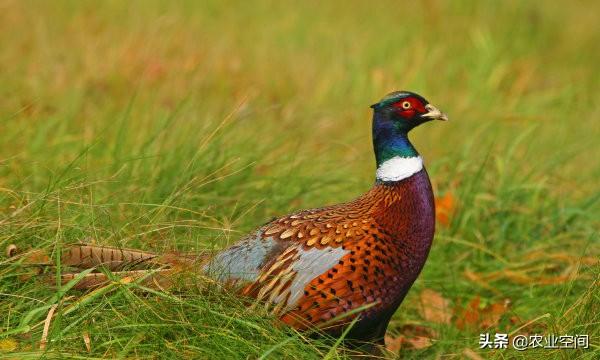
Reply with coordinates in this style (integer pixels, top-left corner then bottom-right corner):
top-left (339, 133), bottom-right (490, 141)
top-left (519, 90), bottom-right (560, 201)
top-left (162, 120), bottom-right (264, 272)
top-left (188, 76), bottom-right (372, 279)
top-left (9, 91), bottom-right (447, 346)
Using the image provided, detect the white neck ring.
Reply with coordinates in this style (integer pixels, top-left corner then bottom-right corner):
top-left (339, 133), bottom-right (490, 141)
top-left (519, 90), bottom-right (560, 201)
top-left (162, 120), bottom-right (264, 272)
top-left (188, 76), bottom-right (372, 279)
top-left (376, 156), bottom-right (423, 182)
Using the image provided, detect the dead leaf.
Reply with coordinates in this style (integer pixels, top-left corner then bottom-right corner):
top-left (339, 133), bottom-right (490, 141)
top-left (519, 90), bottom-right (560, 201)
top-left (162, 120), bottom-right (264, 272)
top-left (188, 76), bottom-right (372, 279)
top-left (82, 331), bottom-right (91, 352)
top-left (455, 296), bottom-right (481, 330)
top-left (480, 299), bottom-right (510, 328)
top-left (405, 336), bottom-right (432, 349)
top-left (385, 325), bottom-right (436, 352)
top-left (435, 191), bottom-right (455, 226)
top-left (418, 289), bottom-right (451, 324)
top-left (23, 249), bottom-right (51, 264)
top-left (385, 335), bottom-right (402, 353)
top-left (455, 296), bottom-right (510, 330)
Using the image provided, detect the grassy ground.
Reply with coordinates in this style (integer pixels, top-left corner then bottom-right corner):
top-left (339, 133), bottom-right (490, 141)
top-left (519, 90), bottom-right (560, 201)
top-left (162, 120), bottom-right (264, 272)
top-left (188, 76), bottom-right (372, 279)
top-left (0, 0), bottom-right (598, 358)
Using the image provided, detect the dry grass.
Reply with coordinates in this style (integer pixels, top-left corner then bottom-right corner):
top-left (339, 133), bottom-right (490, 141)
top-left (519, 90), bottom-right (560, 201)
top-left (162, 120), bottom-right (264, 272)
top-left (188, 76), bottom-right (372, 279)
top-left (0, 1), bottom-right (598, 358)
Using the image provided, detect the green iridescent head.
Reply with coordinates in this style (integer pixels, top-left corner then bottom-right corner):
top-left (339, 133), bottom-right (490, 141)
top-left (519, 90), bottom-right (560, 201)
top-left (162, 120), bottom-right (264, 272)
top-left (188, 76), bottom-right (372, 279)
top-left (371, 91), bottom-right (448, 164)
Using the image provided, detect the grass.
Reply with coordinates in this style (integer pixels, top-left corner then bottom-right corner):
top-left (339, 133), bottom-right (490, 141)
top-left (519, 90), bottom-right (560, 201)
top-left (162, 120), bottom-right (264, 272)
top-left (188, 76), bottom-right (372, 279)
top-left (0, 0), bottom-right (599, 358)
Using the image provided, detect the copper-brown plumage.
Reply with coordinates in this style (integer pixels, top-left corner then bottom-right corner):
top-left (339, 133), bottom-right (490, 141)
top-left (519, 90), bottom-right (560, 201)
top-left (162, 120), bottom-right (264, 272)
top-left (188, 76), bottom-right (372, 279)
top-left (242, 168), bottom-right (435, 340)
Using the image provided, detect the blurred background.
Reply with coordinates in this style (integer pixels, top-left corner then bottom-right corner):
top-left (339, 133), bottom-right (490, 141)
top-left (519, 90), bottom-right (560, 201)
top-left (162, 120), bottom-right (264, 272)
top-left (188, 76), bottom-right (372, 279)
top-left (0, 1), bottom-right (598, 358)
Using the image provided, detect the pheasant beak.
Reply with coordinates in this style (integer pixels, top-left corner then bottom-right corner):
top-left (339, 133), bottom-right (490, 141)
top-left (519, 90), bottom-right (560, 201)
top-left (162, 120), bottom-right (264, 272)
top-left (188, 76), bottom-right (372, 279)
top-left (422, 104), bottom-right (448, 121)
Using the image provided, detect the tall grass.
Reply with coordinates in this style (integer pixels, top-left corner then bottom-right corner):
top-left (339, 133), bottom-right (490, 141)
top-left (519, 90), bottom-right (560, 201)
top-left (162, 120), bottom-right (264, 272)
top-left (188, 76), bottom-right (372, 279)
top-left (0, 1), bottom-right (598, 358)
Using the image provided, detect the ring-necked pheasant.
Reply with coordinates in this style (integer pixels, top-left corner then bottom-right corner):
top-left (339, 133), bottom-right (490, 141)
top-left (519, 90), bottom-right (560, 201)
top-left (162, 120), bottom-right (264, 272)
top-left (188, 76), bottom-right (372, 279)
top-left (9, 91), bottom-right (447, 347)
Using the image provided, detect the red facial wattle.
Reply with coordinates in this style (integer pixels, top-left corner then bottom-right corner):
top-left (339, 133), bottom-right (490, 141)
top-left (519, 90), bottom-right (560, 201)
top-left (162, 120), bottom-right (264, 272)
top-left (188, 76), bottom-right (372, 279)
top-left (391, 97), bottom-right (427, 119)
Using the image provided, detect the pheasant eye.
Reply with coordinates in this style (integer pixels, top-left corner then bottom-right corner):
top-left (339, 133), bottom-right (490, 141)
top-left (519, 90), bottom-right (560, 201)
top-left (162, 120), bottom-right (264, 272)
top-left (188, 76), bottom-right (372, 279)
top-left (401, 101), bottom-right (411, 109)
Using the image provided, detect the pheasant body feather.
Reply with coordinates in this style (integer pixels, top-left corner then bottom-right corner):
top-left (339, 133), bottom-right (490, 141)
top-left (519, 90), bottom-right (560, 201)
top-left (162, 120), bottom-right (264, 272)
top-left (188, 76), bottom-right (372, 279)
top-left (207, 167), bottom-right (435, 340)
